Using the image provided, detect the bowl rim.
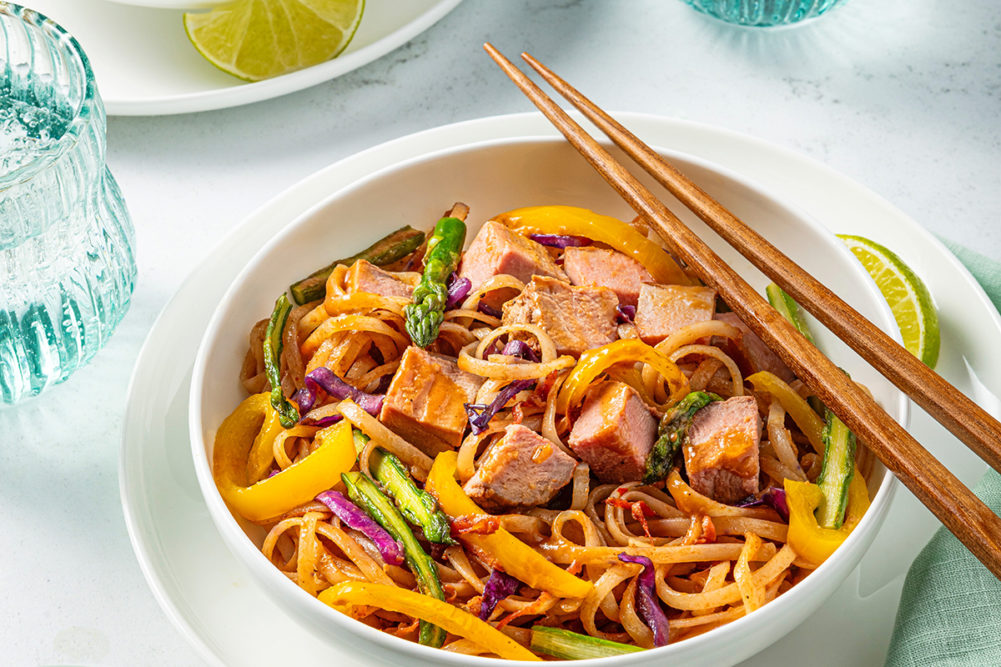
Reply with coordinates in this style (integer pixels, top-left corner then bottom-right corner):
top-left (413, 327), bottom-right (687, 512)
top-left (189, 134), bottom-right (906, 665)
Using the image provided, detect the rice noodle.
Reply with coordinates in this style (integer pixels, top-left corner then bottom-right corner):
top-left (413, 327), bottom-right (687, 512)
top-left (767, 400), bottom-right (807, 481)
top-left (667, 344), bottom-right (743, 396)
top-left (220, 214), bottom-right (870, 658)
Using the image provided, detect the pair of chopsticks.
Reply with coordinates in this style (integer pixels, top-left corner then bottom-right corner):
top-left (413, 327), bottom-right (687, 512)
top-left (483, 44), bottom-right (1001, 579)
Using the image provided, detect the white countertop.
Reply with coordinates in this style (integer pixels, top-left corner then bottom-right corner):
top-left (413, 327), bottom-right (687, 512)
top-left (3, 0), bottom-right (999, 664)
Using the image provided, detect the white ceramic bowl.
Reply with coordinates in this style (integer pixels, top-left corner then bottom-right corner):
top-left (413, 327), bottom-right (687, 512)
top-left (190, 136), bottom-right (905, 666)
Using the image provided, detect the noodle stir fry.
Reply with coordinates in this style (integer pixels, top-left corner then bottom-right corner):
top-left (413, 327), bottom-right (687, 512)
top-left (214, 204), bottom-right (872, 660)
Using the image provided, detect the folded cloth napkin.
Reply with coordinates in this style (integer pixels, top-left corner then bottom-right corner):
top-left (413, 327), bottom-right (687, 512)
top-left (885, 241), bottom-right (1001, 666)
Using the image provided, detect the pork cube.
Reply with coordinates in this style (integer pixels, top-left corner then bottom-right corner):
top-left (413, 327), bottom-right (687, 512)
top-left (457, 220), bottom-right (567, 291)
top-left (347, 259), bottom-right (414, 299)
top-left (430, 352), bottom-right (484, 403)
top-left (634, 283), bottom-right (717, 345)
top-left (715, 312), bottom-right (795, 382)
top-left (567, 381), bottom-right (657, 483)
top-left (379, 346), bottom-right (470, 456)
top-left (464, 424), bottom-right (577, 512)
top-left (683, 395), bottom-right (762, 504)
top-left (502, 276), bottom-right (618, 357)
top-left (563, 246), bottom-right (653, 307)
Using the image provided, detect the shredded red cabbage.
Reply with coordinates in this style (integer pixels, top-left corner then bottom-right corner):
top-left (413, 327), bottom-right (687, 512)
top-left (478, 301), bottom-right (502, 318)
top-left (479, 570), bottom-right (521, 620)
top-left (616, 304), bottom-right (636, 323)
top-left (300, 413), bottom-right (343, 427)
top-left (316, 490), bottom-right (404, 566)
top-left (618, 554), bottom-right (670, 647)
top-left (735, 486), bottom-right (789, 521)
top-left (464, 379), bottom-right (535, 434)
top-left (529, 233), bottom-right (593, 248)
top-left (446, 274), bottom-right (472, 309)
top-left (500, 339), bottom-right (540, 363)
top-left (294, 367), bottom-right (384, 418)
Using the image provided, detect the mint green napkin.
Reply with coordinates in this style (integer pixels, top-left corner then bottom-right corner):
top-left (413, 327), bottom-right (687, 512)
top-left (886, 241), bottom-right (1001, 666)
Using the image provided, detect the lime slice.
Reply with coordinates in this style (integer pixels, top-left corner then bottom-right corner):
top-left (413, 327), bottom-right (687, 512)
top-left (837, 235), bottom-right (940, 368)
top-left (184, 0), bottom-right (365, 82)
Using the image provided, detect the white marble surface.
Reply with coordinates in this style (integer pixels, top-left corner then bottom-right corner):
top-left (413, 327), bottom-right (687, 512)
top-left (3, 0), bottom-right (1000, 664)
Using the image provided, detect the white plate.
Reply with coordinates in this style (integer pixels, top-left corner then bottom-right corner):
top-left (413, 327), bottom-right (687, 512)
top-left (28, 0), bottom-right (464, 116)
top-left (99, 0), bottom-right (217, 9)
top-left (120, 112), bottom-right (1001, 667)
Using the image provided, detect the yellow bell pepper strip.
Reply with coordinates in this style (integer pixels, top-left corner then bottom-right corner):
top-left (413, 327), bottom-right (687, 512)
top-left (244, 396), bottom-right (287, 484)
top-left (495, 205), bottom-right (692, 286)
top-left (213, 397), bottom-right (356, 522)
top-left (746, 371), bottom-right (825, 453)
top-left (784, 474), bottom-right (870, 567)
top-left (557, 339), bottom-right (690, 414)
top-left (426, 451), bottom-right (593, 599)
top-left (319, 581), bottom-right (540, 661)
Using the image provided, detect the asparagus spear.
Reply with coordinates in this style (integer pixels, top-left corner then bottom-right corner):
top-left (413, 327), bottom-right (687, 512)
top-left (816, 409), bottom-right (857, 528)
top-left (264, 294), bottom-right (299, 428)
top-left (765, 283), bottom-right (816, 344)
top-left (404, 203), bottom-right (468, 347)
top-left (289, 226), bottom-right (425, 305)
top-left (644, 391), bottom-right (721, 483)
top-left (766, 283), bottom-right (856, 528)
top-left (529, 626), bottom-right (643, 659)
top-left (352, 431), bottom-right (455, 545)
top-left (341, 471), bottom-right (447, 648)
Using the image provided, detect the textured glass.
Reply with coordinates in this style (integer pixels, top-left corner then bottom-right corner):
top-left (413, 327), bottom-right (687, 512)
top-left (0, 4), bottom-right (136, 405)
top-left (680, 0), bottom-right (846, 26)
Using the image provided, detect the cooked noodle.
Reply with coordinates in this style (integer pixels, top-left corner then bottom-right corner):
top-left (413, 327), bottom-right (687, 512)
top-left (215, 206), bottom-right (873, 660)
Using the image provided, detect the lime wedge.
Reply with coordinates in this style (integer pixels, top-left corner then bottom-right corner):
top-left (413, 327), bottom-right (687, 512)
top-left (838, 235), bottom-right (940, 368)
top-left (184, 0), bottom-right (365, 82)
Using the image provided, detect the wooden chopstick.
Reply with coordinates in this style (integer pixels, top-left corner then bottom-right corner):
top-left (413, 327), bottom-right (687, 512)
top-left (483, 43), bottom-right (1001, 579)
top-left (519, 50), bottom-right (1001, 477)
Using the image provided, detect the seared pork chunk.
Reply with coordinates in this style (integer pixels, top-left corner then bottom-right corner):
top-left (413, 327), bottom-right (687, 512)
top-left (347, 259), bottom-right (414, 299)
top-left (457, 220), bottom-right (567, 291)
top-left (563, 246), bottom-right (653, 307)
top-left (634, 283), bottom-right (717, 345)
top-left (430, 352), bottom-right (484, 403)
top-left (502, 276), bottom-right (618, 357)
top-left (715, 312), bottom-right (795, 382)
top-left (683, 395), bottom-right (762, 504)
top-left (379, 346), bottom-right (470, 456)
top-left (464, 424), bottom-right (576, 512)
top-left (568, 381), bottom-right (657, 483)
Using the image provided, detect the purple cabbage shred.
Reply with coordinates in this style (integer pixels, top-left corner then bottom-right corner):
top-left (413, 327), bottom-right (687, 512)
top-left (300, 413), bottom-right (343, 427)
top-left (478, 570), bottom-right (521, 620)
top-left (618, 554), bottom-right (670, 647)
top-left (294, 367), bottom-right (384, 419)
top-left (464, 379), bottom-right (535, 435)
top-left (528, 233), bottom-right (593, 248)
top-left (478, 301), bottom-right (502, 318)
top-left (500, 339), bottom-right (540, 363)
top-left (616, 304), bottom-right (637, 323)
top-left (446, 274), bottom-right (472, 309)
top-left (735, 486), bottom-right (789, 522)
top-left (316, 490), bottom-right (404, 566)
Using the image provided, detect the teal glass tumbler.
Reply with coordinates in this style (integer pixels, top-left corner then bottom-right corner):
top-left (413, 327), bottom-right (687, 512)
top-left (680, 0), bottom-right (846, 26)
top-left (0, 4), bottom-right (136, 405)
